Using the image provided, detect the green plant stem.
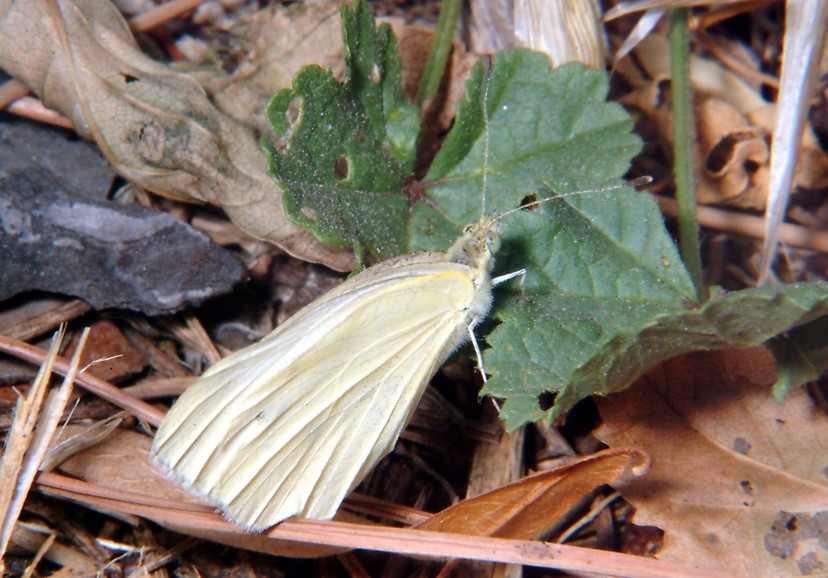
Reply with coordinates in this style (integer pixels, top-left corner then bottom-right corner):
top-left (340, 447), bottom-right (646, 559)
top-left (417, 0), bottom-right (463, 105)
top-left (669, 8), bottom-right (706, 302)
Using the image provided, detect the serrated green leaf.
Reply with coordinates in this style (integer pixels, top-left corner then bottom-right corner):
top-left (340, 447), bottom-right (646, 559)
top-left (544, 283), bottom-right (828, 424)
top-left (414, 51), bottom-right (654, 249)
top-left (264, 0), bottom-right (418, 259)
top-left (410, 50), bottom-right (697, 429)
top-left (767, 314), bottom-right (828, 402)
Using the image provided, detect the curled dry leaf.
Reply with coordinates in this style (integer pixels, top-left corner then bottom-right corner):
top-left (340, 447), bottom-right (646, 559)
top-left (596, 348), bottom-right (828, 578)
top-left (0, 0), bottom-right (354, 271)
top-left (623, 81), bottom-right (770, 209)
top-left (617, 34), bottom-right (828, 209)
top-left (415, 448), bottom-right (648, 541)
top-left (696, 98), bottom-right (769, 208)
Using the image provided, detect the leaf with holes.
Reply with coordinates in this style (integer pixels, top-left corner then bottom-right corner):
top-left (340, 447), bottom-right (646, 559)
top-left (411, 52), bottom-right (828, 429)
top-left (264, 0), bottom-right (418, 260)
top-left (412, 51), bottom-right (696, 428)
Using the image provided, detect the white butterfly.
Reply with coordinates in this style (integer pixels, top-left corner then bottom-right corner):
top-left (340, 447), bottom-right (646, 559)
top-left (151, 214), bottom-right (522, 530)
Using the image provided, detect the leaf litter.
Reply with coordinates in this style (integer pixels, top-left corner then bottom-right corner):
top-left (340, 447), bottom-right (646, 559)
top-left (596, 347), bottom-right (828, 577)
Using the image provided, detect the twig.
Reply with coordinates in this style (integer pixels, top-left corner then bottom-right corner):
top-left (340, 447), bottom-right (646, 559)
top-left (656, 197), bottom-right (828, 254)
top-left (128, 0), bottom-right (211, 32)
top-left (0, 335), bottom-right (165, 426)
top-left (1, 299), bottom-right (93, 343)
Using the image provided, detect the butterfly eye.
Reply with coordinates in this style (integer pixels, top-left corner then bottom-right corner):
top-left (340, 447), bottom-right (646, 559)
top-left (488, 233), bottom-right (501, 254)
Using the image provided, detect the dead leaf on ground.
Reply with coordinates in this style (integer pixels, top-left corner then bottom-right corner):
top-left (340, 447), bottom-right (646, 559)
top-left (416, 448), bottom-right (648, 541)
top-left (0, 0), bottom-right (354, 271)
top-left (617, 34), bottom-right (828, 209)
top-left (52, 426), bottom-right (350, 558)
top-left (595, 347), bottom-right (828, 577)
top-left (63, 320), bottom-right (146, 383)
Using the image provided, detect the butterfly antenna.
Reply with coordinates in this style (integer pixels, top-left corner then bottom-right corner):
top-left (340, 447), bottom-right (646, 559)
top-left (481, 57), bottom-right (492, 218)
top-left (493, 176), bottom-right (654, 223)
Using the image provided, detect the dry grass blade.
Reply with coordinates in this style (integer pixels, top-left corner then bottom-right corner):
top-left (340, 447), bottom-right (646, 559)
top-left (40, 412), bottom-right (130, 473)
top-left (604, 0), bottom-right (752, 21)
top-left (162, 313), bottom-right (222, 366)
top-left (758, 2), bottom-right (828, 282)
top-left (0, 326), bottom-right (88, 570)
top-left (610, 8), bottom-right (665, 65)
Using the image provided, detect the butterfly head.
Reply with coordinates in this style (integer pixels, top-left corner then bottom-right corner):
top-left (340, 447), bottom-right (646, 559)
top-left (446, 218), bottom-right (500, 274)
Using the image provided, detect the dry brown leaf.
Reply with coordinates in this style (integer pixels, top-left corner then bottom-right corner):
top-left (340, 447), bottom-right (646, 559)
top-left (595, 347), bottom-right (828, 577)
top-left (0, 0), bottom-right (353, 271)
top-left (415, 448), bottom-right (648, 540)
top-left (64, 320), bottom-right (147, 382)
top-left (696, 98), bottom-right (769, 208)
top-left (55, 426), bottom-right (196, 503)
top-left (53, 426), bottom-right (349, 557)
top-left (617, 34), bottom-right (828, 209)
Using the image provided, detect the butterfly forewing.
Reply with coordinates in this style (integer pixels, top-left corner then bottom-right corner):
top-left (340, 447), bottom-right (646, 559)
top-left (152, 252), bottom-right (487, 530)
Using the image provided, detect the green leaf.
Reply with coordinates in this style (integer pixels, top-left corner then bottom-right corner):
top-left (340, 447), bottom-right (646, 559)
top-left (341, 0), bottom-right (419, 170)
top-left (414, 51), bottom-right (656, 249)
top-left (767, 314), bottom-right (828, 402)
top-left (264, 0), bottom-right (418, 259)
top-left (411, 51), bottom-right (697, 429)
top-left (550, 283), bottom-right (828, 422)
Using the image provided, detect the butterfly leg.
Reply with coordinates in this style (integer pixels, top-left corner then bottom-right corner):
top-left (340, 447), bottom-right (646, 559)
top-left (468, 319), bottom-right (487, 382)
top-left (468, 268), bottom-right (527, 382)
top-left (492, 268), bottom-right (526, 287)
top-left (493, 268), bottom-right (526, 296)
